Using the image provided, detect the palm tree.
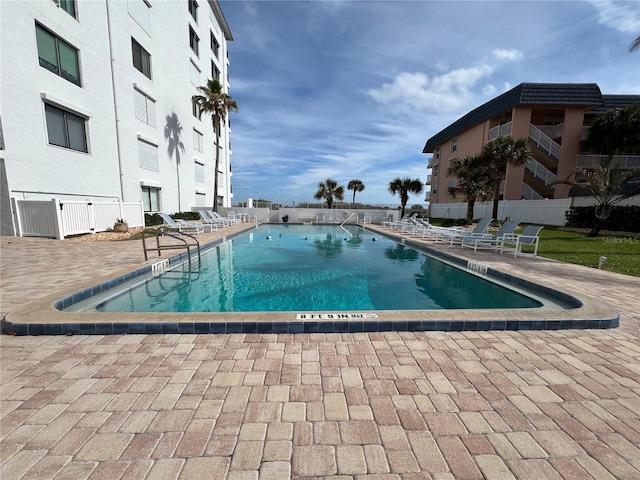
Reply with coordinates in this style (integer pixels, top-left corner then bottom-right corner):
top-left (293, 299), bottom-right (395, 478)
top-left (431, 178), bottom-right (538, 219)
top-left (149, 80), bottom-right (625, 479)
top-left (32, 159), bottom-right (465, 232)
top-left (388, 177), bottom-right (423, 219)
top-left (164, 112), bottom-right (185, 211)
top-left (347, 179), bottom-right (365, 206)
top-left (314, 178), bottom-right (344, 209)
top-left (447, 155), bottom-right (492, 222)
top-left (555, 105), bottom-right (640, 236)
top-left (481, 136), bottom-right (531, 221)
top-left (192, 79), bottom-right (238, 212)
top-left (630, 35), bottom-right (640, 52)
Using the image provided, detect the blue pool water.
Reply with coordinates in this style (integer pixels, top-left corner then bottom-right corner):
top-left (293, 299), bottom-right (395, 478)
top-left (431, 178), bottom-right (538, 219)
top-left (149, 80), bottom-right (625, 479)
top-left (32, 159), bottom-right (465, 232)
top-left (76, 224), bottom-right (544, 313)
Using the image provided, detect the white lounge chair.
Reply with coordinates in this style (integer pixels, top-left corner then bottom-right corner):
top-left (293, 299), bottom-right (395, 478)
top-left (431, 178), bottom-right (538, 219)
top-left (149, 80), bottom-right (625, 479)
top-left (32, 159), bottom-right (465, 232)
top-left (498, 225), bottom-right (544, 257)
top-left (435, 218), bottom-right (493, 245)
top-left (460, 220), bottom-right (519, 252)
top-left (198, 211), bottom-right (226, 228)
top-left (209, 211), bottom-right (239, 225)
top-left (158, 213), bottom-right (207, 234)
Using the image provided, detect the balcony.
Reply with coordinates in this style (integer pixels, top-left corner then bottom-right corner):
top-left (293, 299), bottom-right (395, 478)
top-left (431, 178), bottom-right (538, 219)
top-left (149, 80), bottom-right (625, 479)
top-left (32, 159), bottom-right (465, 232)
top-left (576, 155), bottom-right (640, 169)
top-left (488, 121), bottom-right (512, 141)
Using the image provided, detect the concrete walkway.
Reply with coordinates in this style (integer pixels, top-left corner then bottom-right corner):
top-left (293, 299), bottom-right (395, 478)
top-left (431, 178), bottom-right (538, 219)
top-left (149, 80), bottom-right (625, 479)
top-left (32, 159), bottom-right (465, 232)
top-left (1, 226), bottom-right (640, 479)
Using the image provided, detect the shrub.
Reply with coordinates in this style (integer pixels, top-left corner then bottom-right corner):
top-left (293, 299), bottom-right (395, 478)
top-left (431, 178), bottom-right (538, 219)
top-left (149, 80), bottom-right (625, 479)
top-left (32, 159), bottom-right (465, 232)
top-left (565, 206), bottom-right (640, 233)
top-left (145, 213), bottom-right (163, 226)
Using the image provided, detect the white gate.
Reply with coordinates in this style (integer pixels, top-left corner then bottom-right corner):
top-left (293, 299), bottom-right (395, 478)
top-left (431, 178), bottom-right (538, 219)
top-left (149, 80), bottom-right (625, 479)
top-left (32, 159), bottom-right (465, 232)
top-left (11, 198), bottom-right (144, 239)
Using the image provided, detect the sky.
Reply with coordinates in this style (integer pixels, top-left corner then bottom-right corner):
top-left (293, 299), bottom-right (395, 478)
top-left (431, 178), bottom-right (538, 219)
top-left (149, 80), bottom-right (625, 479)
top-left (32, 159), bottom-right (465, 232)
top-left (219, 0), bottom-right (640, 207)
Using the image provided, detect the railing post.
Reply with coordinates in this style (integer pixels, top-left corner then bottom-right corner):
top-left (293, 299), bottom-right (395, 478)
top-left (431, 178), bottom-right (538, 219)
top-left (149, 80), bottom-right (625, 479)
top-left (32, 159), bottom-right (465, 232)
top-left (53, 199), bottom-right (64, 240)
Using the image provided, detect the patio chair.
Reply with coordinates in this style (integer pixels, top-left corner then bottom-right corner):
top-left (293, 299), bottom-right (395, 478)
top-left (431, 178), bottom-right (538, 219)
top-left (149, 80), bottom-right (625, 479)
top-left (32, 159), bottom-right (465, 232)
top-left (198, 211), bottom-right (225, 228)
top-left (460, 220), bottom-right (519, 252)
top-left (158, 213), bottom-right (206, 234)
top-left (435, 218), bottom-right (493, 245)
top-left (210, 211), bottom-right (239, 225)
top-left (498, 225), bottom-right (544, 257)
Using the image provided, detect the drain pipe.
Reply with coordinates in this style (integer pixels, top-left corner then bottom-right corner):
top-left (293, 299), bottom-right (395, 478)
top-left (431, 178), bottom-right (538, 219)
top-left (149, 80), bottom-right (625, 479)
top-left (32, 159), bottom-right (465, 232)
top-left (105, 0), bottom-right (126, 201)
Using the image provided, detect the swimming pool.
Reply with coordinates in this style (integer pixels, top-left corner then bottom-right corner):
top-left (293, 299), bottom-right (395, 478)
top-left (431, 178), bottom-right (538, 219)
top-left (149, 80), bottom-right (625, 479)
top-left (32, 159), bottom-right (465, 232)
top-left (66, 224), bottom-right (552, 314)
top-left (2, 223), bottom-right (619, 335)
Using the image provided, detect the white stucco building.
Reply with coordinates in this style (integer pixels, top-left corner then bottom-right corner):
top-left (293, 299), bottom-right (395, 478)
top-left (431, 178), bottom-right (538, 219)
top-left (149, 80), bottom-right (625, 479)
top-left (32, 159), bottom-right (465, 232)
top-left (0, 0), bottom-right (234, 221)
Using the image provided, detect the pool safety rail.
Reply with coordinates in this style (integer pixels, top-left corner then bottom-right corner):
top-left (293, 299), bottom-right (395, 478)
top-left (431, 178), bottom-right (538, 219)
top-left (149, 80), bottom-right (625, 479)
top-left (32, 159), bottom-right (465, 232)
top-left (141, 228), bottom-right (201, 269)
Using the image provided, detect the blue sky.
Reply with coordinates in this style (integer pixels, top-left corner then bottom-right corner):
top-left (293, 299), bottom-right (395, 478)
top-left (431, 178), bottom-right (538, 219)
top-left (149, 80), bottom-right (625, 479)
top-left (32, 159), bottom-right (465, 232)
top-left (219, 0), bottom-right (640, 207)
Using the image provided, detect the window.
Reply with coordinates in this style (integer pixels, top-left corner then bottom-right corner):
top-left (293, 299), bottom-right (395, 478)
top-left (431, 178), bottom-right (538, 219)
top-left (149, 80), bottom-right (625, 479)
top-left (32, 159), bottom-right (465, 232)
top-left (128, 0), bottom-right (150, 34)
top-left (435, 147), bottom-right (440, 159)
top-left (433, 165), bottom-right (439, 177)
top-left (53, 0), bottom-right (76, 18)
top-left (216, 195), bottom-right (223, 207)
top-left (36, 24), bottom-right (80, 86)
top-left (138, 138), bottom-right (158, 171)
top-left (44, 103), bottom-right (87, 152)
top-left (195, 161), bottom-right (205, 183)
top-left (451, 138), bottom-right (458, 152)
top-left (141, 186), bottom-right (160, 212)
top-left (132, 38), bottom-right (151, 79)
top-left (133, 88), bottom-right (156, 127)
top-left (190, 60), bottom-right (200, 86)
top-left (188, 0), bottom-right (198, 22)
top-left (193, 129), bottom-right (203, 152)
top-left (211, 61), bottom-right (220, 81)
top-left (189, 26), bottom-right (199, 56)
top-left (432, 184), bottom-right (438, 195)
top-left (192, 98), bottom-right (201, 119)
top-left (210, 31), bottom-right (219, 57)
top-left (448, 180), bottom-right (454, 188)
top-left (195, 192), bottom-right (206, 207)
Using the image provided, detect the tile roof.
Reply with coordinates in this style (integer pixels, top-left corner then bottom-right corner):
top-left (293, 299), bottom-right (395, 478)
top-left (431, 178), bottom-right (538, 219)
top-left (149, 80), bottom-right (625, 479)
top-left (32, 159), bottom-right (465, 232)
top-left (423, 83), bottom-right (604, 152)
top-left (586, 94), bottom-right (640, 116)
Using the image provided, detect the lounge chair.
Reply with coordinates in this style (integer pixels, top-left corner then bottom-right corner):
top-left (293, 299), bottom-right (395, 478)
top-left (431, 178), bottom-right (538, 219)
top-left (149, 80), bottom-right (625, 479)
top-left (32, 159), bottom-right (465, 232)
top-left (410, 218), bottom-right (463, 239)
top-left (435, 218), bottom-right (493, 245)
top-left (198, 211), bottom-right (226, 228)
top-left (158, 213), bottom-right (207, 234)
top-left (460, 220), bottom-right (519, 252)
top-left (209, 211), bottom-right (239, 225)
top-left (498, 225), bottom-right (544, 257)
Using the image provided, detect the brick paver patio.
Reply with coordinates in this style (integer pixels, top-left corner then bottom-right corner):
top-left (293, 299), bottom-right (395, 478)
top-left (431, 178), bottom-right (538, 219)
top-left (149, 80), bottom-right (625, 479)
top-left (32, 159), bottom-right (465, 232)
top-left (1, 226), bottom-right (639, 479)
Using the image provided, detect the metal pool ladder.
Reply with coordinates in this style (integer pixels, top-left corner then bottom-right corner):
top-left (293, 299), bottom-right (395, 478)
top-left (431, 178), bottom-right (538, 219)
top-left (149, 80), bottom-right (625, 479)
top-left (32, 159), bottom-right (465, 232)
top-left (141, 227), bottom-right (201, 270)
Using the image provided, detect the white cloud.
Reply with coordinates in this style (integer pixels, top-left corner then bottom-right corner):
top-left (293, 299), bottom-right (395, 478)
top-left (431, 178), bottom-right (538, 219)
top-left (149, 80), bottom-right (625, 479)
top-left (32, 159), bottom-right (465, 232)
top-left (492, 48), bottom-right (524, 61)
top-left (483, 84), bottom-right (497, 96)
top-left (364, 65), bottom-right (494, 113)
top-left (588, 0), bottom-right (640, 33)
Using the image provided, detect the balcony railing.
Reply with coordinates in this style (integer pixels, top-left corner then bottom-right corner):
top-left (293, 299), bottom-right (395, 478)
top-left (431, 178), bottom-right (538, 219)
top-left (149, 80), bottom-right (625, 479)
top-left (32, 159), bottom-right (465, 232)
top-left (488, 121), bottom-right (512, 141)
top-left (522, 182), bottom-right (544, 200)
top-left (576, 155), bottom-right (640, 169)
top-left (529, 124), bottom-right (561, 162)
top-left (525, 158), bottom-right (557, 186)
top-left (537, 123), bottom-right (564, 139)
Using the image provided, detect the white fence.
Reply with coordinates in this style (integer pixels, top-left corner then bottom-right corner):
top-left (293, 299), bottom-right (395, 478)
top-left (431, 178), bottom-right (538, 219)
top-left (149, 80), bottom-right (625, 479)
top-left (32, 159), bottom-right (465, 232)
top-left (11, 198), bottom-right (144, 239)
top-left (430, 196), bottom-right (640, 226)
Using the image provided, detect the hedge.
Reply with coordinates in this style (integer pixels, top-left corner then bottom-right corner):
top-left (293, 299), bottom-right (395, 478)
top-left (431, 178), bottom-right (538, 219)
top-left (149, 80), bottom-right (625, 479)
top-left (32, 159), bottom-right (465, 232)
top-left (565, 205), bottom-right (640, 232)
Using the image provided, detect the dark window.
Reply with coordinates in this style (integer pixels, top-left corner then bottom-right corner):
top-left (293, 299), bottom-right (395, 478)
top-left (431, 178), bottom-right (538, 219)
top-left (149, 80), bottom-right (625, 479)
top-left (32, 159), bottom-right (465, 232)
top-left (188, 0), bottom-right (198, 22)
top-left (131, 38), bottom-right (151, 79)
top-left (211, 61), bottom-right (220, 81)
top-left (36, 23), bottom-right (80, 86)
top-left (210, 31), bottom-right (219, 57)
top-left (189, 26), bottom-right (199, 56)
top-left (52, 0), bottom-right (76, 18)
top-left (44, 103), bottom-right (87, 152)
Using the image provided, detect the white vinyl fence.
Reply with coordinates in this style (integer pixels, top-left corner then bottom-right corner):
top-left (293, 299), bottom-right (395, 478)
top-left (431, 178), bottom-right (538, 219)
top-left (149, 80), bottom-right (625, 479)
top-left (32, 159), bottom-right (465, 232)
top-left (430, 196), bottom-right (640, 226)
top-left (11, 198), bottom-right (144, 239)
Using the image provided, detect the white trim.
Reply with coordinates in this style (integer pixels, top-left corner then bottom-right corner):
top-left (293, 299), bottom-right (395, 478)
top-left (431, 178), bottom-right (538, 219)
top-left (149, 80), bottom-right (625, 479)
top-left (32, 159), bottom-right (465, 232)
top-left (40, 93), bottom-right (91, 118)
top-left (136, 134), bottom-right (157, 146)
top-left (132, 82), bottom-right (156, 101)
top-left (140, 180), bottom-right (161, 188)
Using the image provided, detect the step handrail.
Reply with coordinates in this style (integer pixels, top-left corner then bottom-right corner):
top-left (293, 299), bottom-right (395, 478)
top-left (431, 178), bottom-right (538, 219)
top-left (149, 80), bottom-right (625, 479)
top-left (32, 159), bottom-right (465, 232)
top-left (141, 227), bottom-right (201, 269)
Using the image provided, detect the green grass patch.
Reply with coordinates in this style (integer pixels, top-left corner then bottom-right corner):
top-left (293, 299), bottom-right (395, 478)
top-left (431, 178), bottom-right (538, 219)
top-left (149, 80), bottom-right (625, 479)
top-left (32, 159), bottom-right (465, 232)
top-left (523, 227), bottom-right (640, 277)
